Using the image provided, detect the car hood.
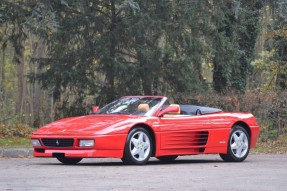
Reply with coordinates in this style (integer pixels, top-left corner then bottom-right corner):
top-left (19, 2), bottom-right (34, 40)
top-left (33, 115), bottom-right (143, 136)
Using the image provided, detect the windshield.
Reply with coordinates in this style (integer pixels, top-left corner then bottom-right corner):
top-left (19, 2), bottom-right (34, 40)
top-left (96, 97), bottom-right (163, 116)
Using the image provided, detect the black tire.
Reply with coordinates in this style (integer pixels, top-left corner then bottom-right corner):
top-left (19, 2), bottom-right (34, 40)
top-left (56, 157), bottom-right (82, 165)
top-left (220, 125), bottom-right (250, 162)
top-left (156, 155), bottom-right (178, 163)
top-left (122, 127), bottom-right (153, 165)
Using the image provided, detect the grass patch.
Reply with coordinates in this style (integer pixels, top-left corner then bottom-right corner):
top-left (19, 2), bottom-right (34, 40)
top-left (0, 123), bottom-right (35, 148)
top-left (0, 138), bottom-right (32, 148)
top-left (252, 134), bottom-right (287, 154)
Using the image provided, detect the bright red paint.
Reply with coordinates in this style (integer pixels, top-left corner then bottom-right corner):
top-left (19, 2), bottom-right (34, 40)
top-left (31, 96), bottom-right (260, 160)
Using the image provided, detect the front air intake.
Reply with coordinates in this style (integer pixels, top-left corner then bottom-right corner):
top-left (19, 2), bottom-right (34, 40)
top-left (41, 138), bottom-right (74, 147)
top-left (198, 131), bottom-right (209, 146)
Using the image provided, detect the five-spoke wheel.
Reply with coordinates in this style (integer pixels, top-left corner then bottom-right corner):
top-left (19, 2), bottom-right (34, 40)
top-left (122, 127), bottom-right (152, 165)
top-left (220, 125), bottom-right (250, 162)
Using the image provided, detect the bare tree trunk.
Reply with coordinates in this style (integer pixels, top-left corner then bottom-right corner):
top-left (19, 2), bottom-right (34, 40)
top-left (1, 25), bottom-right (8, 121)
top-left (1, 41), bottom-right (6, 120)
top-left (50, 95), bottom-right (54, 122)
top-left (106, 0), bottom-right (116, 103)
top-left (33, 39), bottom-right (45, 127)
top-left (16, 52), bottom-right (25, 120)
top-left (1, 45), bottom-right (5, 96)
top-left (14, 25), bottom-right (26, 123)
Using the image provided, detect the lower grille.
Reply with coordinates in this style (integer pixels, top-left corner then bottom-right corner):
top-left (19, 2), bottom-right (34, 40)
top-left (41, 138), bottom-right (74, 147)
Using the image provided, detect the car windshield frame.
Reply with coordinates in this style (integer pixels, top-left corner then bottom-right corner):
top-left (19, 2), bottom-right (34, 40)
top-left (96, 96), bottom-right (166, 117)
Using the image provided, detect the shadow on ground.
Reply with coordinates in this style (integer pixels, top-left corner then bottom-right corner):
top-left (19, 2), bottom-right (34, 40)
top-left (35, 158), bottom-right (224, 167)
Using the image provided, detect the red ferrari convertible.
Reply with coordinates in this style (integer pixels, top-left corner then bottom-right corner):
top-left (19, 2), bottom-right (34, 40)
top-left (31, 96), bottom-right (260, 165)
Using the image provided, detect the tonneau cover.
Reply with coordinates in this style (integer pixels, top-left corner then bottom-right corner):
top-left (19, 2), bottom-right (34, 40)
top-left (179, 105), bottom-right (222, 115)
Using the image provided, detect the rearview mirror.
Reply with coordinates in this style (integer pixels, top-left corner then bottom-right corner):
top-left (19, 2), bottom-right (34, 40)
top-left (158, 105), bottom-right (180, 117)
top-left (92, 106), bottom-right (100, 113)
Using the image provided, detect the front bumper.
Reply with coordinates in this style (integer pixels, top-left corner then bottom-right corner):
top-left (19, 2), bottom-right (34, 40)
top-left (250, 125), bottom-right (260, 148)
top-left (33, 148), bottom-right (123, 158)
top-left (31, 134), bottom-right (126, 158)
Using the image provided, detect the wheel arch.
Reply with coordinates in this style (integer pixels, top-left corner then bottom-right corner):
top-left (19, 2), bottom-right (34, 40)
top-left (232, 121), bottom-right (251, 139)
top-left (220, 121), bottom-right (252, 162)
top-left (128, 123), bottom-right (156, 157)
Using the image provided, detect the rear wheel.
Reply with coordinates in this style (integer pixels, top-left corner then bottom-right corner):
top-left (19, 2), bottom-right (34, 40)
top-left (56, 157), bottom-right (82, 165)
top-left (220, 125), bottom-right (250, 162)
top-left (157, 155), bottom-right (178, 163)
top-left (122, 127), bottom-right (152, 165)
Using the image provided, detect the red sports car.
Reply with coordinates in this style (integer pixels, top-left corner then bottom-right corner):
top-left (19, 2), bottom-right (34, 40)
top-left (31, 96), bottom-right (260, 165)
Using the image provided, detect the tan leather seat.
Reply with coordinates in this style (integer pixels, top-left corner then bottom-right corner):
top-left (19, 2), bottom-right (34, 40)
top-left (137, 104), bottom-right (150, 112)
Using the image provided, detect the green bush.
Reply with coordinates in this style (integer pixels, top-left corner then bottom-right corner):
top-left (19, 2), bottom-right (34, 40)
top-left (0, 124), bottom-right (35, 138)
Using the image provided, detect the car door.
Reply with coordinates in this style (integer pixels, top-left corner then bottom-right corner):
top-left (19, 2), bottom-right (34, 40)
top-left (158, 115), bottom-right (211, 150)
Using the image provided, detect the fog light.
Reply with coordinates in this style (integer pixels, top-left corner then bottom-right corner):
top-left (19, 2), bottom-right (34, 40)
top-left (79, 140), bottom-right (94, 147)
top-left (31, 139), bottom-right (41, 146)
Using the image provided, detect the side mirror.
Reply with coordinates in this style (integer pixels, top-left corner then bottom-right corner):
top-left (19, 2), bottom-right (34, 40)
top-left (92, 106), bottom-right (100, 113)
top-left (158, 105), bottom-right (180, 117)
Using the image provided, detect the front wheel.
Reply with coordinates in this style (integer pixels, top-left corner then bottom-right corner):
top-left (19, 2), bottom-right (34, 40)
top-left (220, 126), bottom-right (250, 162)
top-left (122, 127), bottom-right (153, 165)
top-left (56, 157), bottom-right (82, 165)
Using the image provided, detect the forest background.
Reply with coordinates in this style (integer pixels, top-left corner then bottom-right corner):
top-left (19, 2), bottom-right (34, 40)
top-left (0, 0), bottom-right (286, 146)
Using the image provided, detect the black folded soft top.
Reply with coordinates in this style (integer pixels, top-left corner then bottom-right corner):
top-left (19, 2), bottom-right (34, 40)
top-left (179, 105), bottom-right (222, 115)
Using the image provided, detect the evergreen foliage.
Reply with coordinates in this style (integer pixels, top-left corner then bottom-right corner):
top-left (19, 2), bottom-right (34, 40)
top-left (212, 0), bottom-right (263, 93)
top-left (0, 0), bottom-right (285, 120)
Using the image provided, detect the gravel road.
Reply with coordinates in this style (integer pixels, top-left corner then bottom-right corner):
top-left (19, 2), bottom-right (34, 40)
top-left (1, 154), bottom-right (286, 191)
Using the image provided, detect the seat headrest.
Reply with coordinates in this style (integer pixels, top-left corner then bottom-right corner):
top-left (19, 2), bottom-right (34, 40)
top-left (137, 104), bottom-right (150, 112)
